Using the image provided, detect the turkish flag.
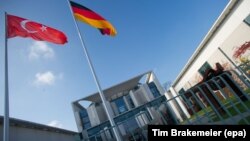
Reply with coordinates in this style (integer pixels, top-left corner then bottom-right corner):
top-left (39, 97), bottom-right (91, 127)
top-left (7, 14), bottom-right (67, 44)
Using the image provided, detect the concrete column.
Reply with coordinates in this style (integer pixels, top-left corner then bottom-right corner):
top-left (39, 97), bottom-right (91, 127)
top-left (129, 91), bottom-right (139, 107)
top-left (164, 91), bottom-right (183, 121)
top-left (169, 87), bottom-right (191, 118)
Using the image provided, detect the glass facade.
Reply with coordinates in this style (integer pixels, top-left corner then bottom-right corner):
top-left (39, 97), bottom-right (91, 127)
top-left (123, 118), bottom-right (139, 132)
top-left (76, 74), bottom-right (169, 140)
top-left (84, 96), bottom-right (171, 140)
top-left (79, 110), bottom-right (91, 130)
top-left (148, 82), bottom-right (161, 98)
top-left (87, 121), bottom-right (112, 138)
top-left (112, 97), bottom-right (128, 114)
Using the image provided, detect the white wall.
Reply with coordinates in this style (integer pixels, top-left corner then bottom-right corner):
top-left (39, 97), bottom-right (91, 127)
top-left (131, 87), bottom-right (149, 106)
top-left (141, 84), bottom-right (154, 101)
top-left (148, 72), bottom-right (166, 95)
top-left (165, 91), bottom-right (183, 121)
top-left (169, 87), bottom-right (190, 118)
top-left (87, 104), bottom-right (100, 126)
top-left (95, 103), bottom-right (108, 123)
top-left (174, 0), bottom-right (250, 92)
top-left (72, 103), bottom-right (83, 132)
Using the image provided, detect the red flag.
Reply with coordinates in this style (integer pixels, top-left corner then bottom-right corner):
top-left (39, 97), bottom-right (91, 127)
top-left (7, 14), bottom-right (67, 44)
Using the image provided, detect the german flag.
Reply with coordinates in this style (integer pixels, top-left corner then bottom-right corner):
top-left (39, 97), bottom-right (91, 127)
top-left (70, 1), bottom-right (117, 36)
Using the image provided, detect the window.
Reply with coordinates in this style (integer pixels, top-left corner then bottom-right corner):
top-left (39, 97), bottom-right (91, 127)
top-left (198, 62), bottom-right (212, 76)
top-left (82, 117), bottom-right (89, 123)
top-left (178, 88), bottom-right (185, 94)
top-left (148, 82), bottom-right (161, 98)
top-left (123, 118), bottom-right (139, 133)
top-left (244, 14), bottom-right (250, 26)
top-left (83, 123), bottom-right (91, 129)
top-left (125, 94), bottom-right (135, 109)
top-left (80, 110), bottom-right (88, 117)
top-left (79, 110), bottom-right (91, 130)
top-left (87, 121), bottom-right (112, 138)
top-left (112, 97), bottom-right (128, 114)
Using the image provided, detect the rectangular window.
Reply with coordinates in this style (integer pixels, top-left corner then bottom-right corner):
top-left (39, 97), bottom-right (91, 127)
top-left (79, 110), bottom-right (91, 130)
top-left (148, 82), bottom-right (161, 98)
top-left (79, 110), bottom-right (88, 117)
top-left (124, 118), bottom-right (139, 132)
top-left (112, 97), bottom-right (128, 114)
top-left (198, 62), bottom-right (212, 76)
top-left (82, 117), bottom-right (89, 123)
top-left (83, 122), bottom-right (91, 129)
top-left (244, 14), bottom-right (250, 26)
top-left (87, 122), bottom-right (112, 137)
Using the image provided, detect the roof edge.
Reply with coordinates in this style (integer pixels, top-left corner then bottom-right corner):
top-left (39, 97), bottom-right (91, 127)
top-left (172, 0), bottom-right (240, 87)
top-left (0, 116), bottom-right (77, 135)
top-left (74, 70), bottom-right (152, 103)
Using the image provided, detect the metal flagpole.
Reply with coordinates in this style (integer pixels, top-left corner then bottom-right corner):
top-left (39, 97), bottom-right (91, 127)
top-left (4, 12), bottom-right (10, 141)
top-left (65, 1), bottom-right (122, 141)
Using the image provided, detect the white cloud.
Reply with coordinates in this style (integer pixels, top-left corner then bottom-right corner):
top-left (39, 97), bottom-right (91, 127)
top-left (29, 41), bottom-right (55, 60)
top-left (34, 71), bottom-right (56, 86)
top-left (47, 120), bottom-right (63, 128)
top-left (33, 71), bottom-right (64, 86)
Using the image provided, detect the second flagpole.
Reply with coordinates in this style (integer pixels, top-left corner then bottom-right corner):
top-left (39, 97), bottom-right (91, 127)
top-left (65, 1), bottom-right (122, 141)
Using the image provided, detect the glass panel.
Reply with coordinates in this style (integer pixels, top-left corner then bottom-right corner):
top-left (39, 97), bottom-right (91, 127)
top-left (124, 118), bottom-right (139, 133)
top-left (87, 121), bottom-right (112, 139)
top-left (83, 122), bottom-right (91, 129)
top-left (82, 116), bottom-right (89, 122)
top-left (198, 61), bottom-right (212, 76)
top-left (244, 14), bottom-right (250, 26)
top-left (148, 82), bottom-right (161, 98)
top-left (79, 110), bottom-right (88, 117)
top-left (79, 109), bottom-right (91, 130)
top-left (112, 97), bottom-right (128, 114)
top-left (88, 126), bottom-right (101, 137)
top-left (178, 88), bottom-right (185, 94)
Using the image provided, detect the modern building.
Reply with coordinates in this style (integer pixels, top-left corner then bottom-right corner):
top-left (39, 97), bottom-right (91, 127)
top-left (72, 1), bottom-right (250, 139)
top-left (0, 116), bottom-right (77, 141)
top-left (72, 71), bottom-right (177, 140)
top-left (166, 0), bottom-right (250, 122)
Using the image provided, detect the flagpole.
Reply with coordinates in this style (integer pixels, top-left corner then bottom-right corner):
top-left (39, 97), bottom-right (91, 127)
top-left (3, 12), bottom-right (10, 141)
top-left (218, 47), bottom-right (250, 81)
top-left (65, 1), bottom-right (122, 141)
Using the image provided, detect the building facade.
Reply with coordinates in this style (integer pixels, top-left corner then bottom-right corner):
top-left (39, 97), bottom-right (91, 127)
top-left (72, 1), bottom-right (250, 139)
top-left (0, 116), bottom-right (77, 141)
top-left (72, 71), bottom-right (177, 140)
top-left (167, 0), bottom-right (250, 122)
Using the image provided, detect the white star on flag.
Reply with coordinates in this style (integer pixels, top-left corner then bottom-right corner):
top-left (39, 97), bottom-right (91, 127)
top-left (40, 25), bottom-right (47, 32)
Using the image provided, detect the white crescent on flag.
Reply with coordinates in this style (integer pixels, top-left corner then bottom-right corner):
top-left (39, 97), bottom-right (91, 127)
top-left (8, 14), bottom-right (67, 44)
top-left (20, 20), bottom-right (38, 33)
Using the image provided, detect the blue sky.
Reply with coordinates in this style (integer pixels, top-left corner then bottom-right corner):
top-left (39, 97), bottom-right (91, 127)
top-left (0, 0), bottom-right (228, 131)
